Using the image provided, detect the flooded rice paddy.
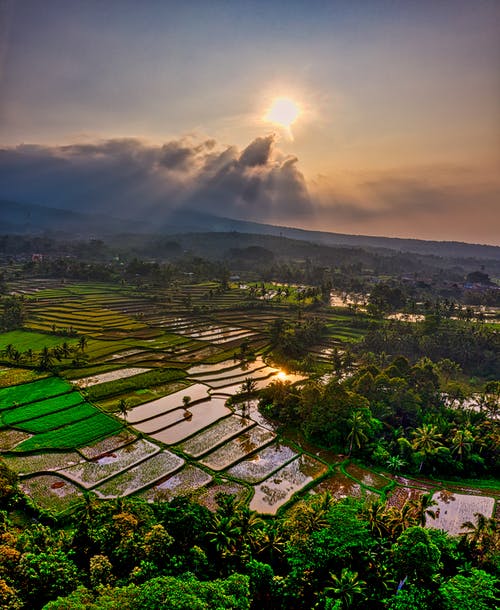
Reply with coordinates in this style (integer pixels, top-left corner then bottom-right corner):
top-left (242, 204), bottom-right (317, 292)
top-left (197, 480), bottom-right (248, 512)
top-left (428, 490), bottom-right (495, 536)
top-left (73, 367), bottom-right (151, 387)
top-left (180, 415), bottom-right (254, 457)
top-left (78, 430), bottom-right (137, 459)
top-left (4, 450), bottom-right (84, 475)
top-left (200, 426), bottom-right (276, 471)
top-left (20, 475), bottom-right (83, 512)
top-left (250, 455), bottom-right (328, 514)
top-left (60, 439), bottom-right (160, 488)
top-left (124, 383), bottom-right (210, 423)
top-left (148, 398), bottom-right (231, 444)
top-left (226, 442), bottom-right (298, 483)
top-left (312, 471), bottom-right (365, 500)
top-left (93, 451), bottom-right (184, 498)
top-left (138, 465), bottom-right (213, 502)
top-left (344, 464), bottom-right (392, 490)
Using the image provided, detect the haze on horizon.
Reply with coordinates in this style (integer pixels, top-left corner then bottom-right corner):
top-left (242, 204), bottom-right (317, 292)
top-left (0, 0), bottom-right (499, 245)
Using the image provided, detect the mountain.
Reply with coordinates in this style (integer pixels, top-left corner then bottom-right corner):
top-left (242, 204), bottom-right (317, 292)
top-left (0, 200), bottom-right (149, 236)
top-left (1, 199), bottom-right (499, 261)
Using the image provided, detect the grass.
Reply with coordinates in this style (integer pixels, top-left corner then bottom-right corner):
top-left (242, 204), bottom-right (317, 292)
top-left (14, 412), bottom-right (123, 451)
top-left (13, 402), bottom-right (99, 433)
top-left (85, 368), bottom-right (187, 401)
top-left (96, 380), bottom-right (190, 412)
top-left (0, 367), bottom-right (48, 389)
top-left (0, 330), bottom-right (79, 352)
top-left (0, 377), bottom-right (73, 410)
top-left (1, 391), bottom-right (84, 426)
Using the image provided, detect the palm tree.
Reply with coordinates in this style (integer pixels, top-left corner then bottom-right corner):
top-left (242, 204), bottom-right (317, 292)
top-left (451, 428), bottom-right (474, 461)
top-left (3, 344), bottom-right (15, 360)
top-left (347, 410), bottom-right (369, 457)
top-left (118, 398), bottom-right (129, 422)
top-left (386, 455), bottom-right (407, 473)
top-left (411, 424), bottom-right (443, 472)
top-left (78, 335), bottom-right (88, 352)
top-left (461, 512), bottom-right (499, 561)
top-left (239, 378), bottom-right (257, 418)
top-left (208, 514), bottom-right (241, 561)
top-left (233, 505), bottom-right (266, 551)
top-left (60, 341), bottom-right (72, 358)
top-left (409, 492), bottom-right (437, 527)
top-left (325, 568), bottom-right (366, 609)
top-left (385, 502), bottom-right (417, 538)
top-left (363, 499), bottom-right (389, 538)
top-left (38, 346), bottom-right (54, 370)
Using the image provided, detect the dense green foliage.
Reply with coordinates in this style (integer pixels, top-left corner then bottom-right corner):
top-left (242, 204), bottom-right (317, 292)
top-left (260, 355), bottom-right (499, 478)
top-left (0, 484), bottom-right (497, 610)
top-left (360, 317), bottom-right (499, 378)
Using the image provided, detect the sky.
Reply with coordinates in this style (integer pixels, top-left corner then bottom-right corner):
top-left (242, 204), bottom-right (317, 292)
top-left (0, 0), bottom-right (499, 244)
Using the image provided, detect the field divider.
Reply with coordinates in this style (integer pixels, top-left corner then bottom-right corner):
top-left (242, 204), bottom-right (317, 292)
top-left (124, 394), bottom-right (211, 425)
top-left (3, 396), bottom-right (87, 426)
top-left (59, 443), bottom-right (162, 490)
top-left (92, 451), bottom-right (186, 499)
top-left (179, 417), bottom-right (257, 459)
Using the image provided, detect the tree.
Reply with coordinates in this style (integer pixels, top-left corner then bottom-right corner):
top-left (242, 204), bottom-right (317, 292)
top-left (117, 399), bottom-right (129, 422)
top-left (386, 455), bottom-right (406, 473)
top-left (437, 358), bottom-right (461, 385)
top-left (1, 297), bottom-right (25, 330)
top-left (38, 347), bottom-right (54, 371)
top-left (411, 424), bottom-right (443, 472)
top-left (450, 428), bottom-right (474, 461)
top-left (408, 492), bottom-right (437, 527)
top-left (439, 568), bottom-right (499, 610)
top-left (461, 512), bottom-right (499, 563)
top-left (78, 336), bottom-right (88, 352)
top-left (392, 526), bottom-right (441, 584)
top-left (346, 410), bottom-right (370, 457)
top-left (182, 395), bottom-right (192, 419)
top-left (324, 568), bottom-right (366, 609)
top-left (18, 549), bottom-right (81, 608)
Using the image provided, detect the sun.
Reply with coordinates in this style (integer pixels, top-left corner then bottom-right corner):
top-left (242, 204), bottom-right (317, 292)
top-left (264, 97), bottom-right (301, 131)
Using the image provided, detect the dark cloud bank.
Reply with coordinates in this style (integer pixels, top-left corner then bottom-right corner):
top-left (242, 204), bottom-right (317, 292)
top-left (1, 135), bottom-right (498, 244)
top-left (0, 134), bottom-right (312, 226)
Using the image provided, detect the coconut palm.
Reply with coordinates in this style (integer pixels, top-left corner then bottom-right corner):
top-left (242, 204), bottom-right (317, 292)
top-left (3, 344), bottom-right (15, 360)
top-left (385, 502), bottom-right (417, 538)
top-left (451, 428), bottom-right (474, 461)
top-left (409, 492), bottom-right (437, 527)
top-left (118, 398), bottom-right (129, 422)
top-left (411, 424), bottom-right (443, 472)
top-left (386, 455), bottom-right (407, 472)
top-left (78, 335), bottom-right (88, 352)
top-left (347, 410), bottom-right (369, 456)
top-left (38, 346), bottom-right (54, 370)
top-left (325, 568), bottom-right (366, 609)
top-left (461, 512), bottom-right (499, 560)
top-left (60, 342), bottom-right (72, 358)
top-left (363, 499), bottom-right (389, 538)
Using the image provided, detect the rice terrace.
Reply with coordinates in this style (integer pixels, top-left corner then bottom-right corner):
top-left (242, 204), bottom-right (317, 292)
top-left (1, 275), bottom-right (498, 526)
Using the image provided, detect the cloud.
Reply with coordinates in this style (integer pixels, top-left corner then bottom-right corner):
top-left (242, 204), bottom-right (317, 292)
top-left (0, 134), bottom-right (313, 225)
top-left (312, 168), bottom-right (500, 243)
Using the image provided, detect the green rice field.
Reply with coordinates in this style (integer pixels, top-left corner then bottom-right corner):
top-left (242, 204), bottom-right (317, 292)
top-left (0, 377), bottom-right (73, 409)
top-left (1, 278), bottom-right (494, 525)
